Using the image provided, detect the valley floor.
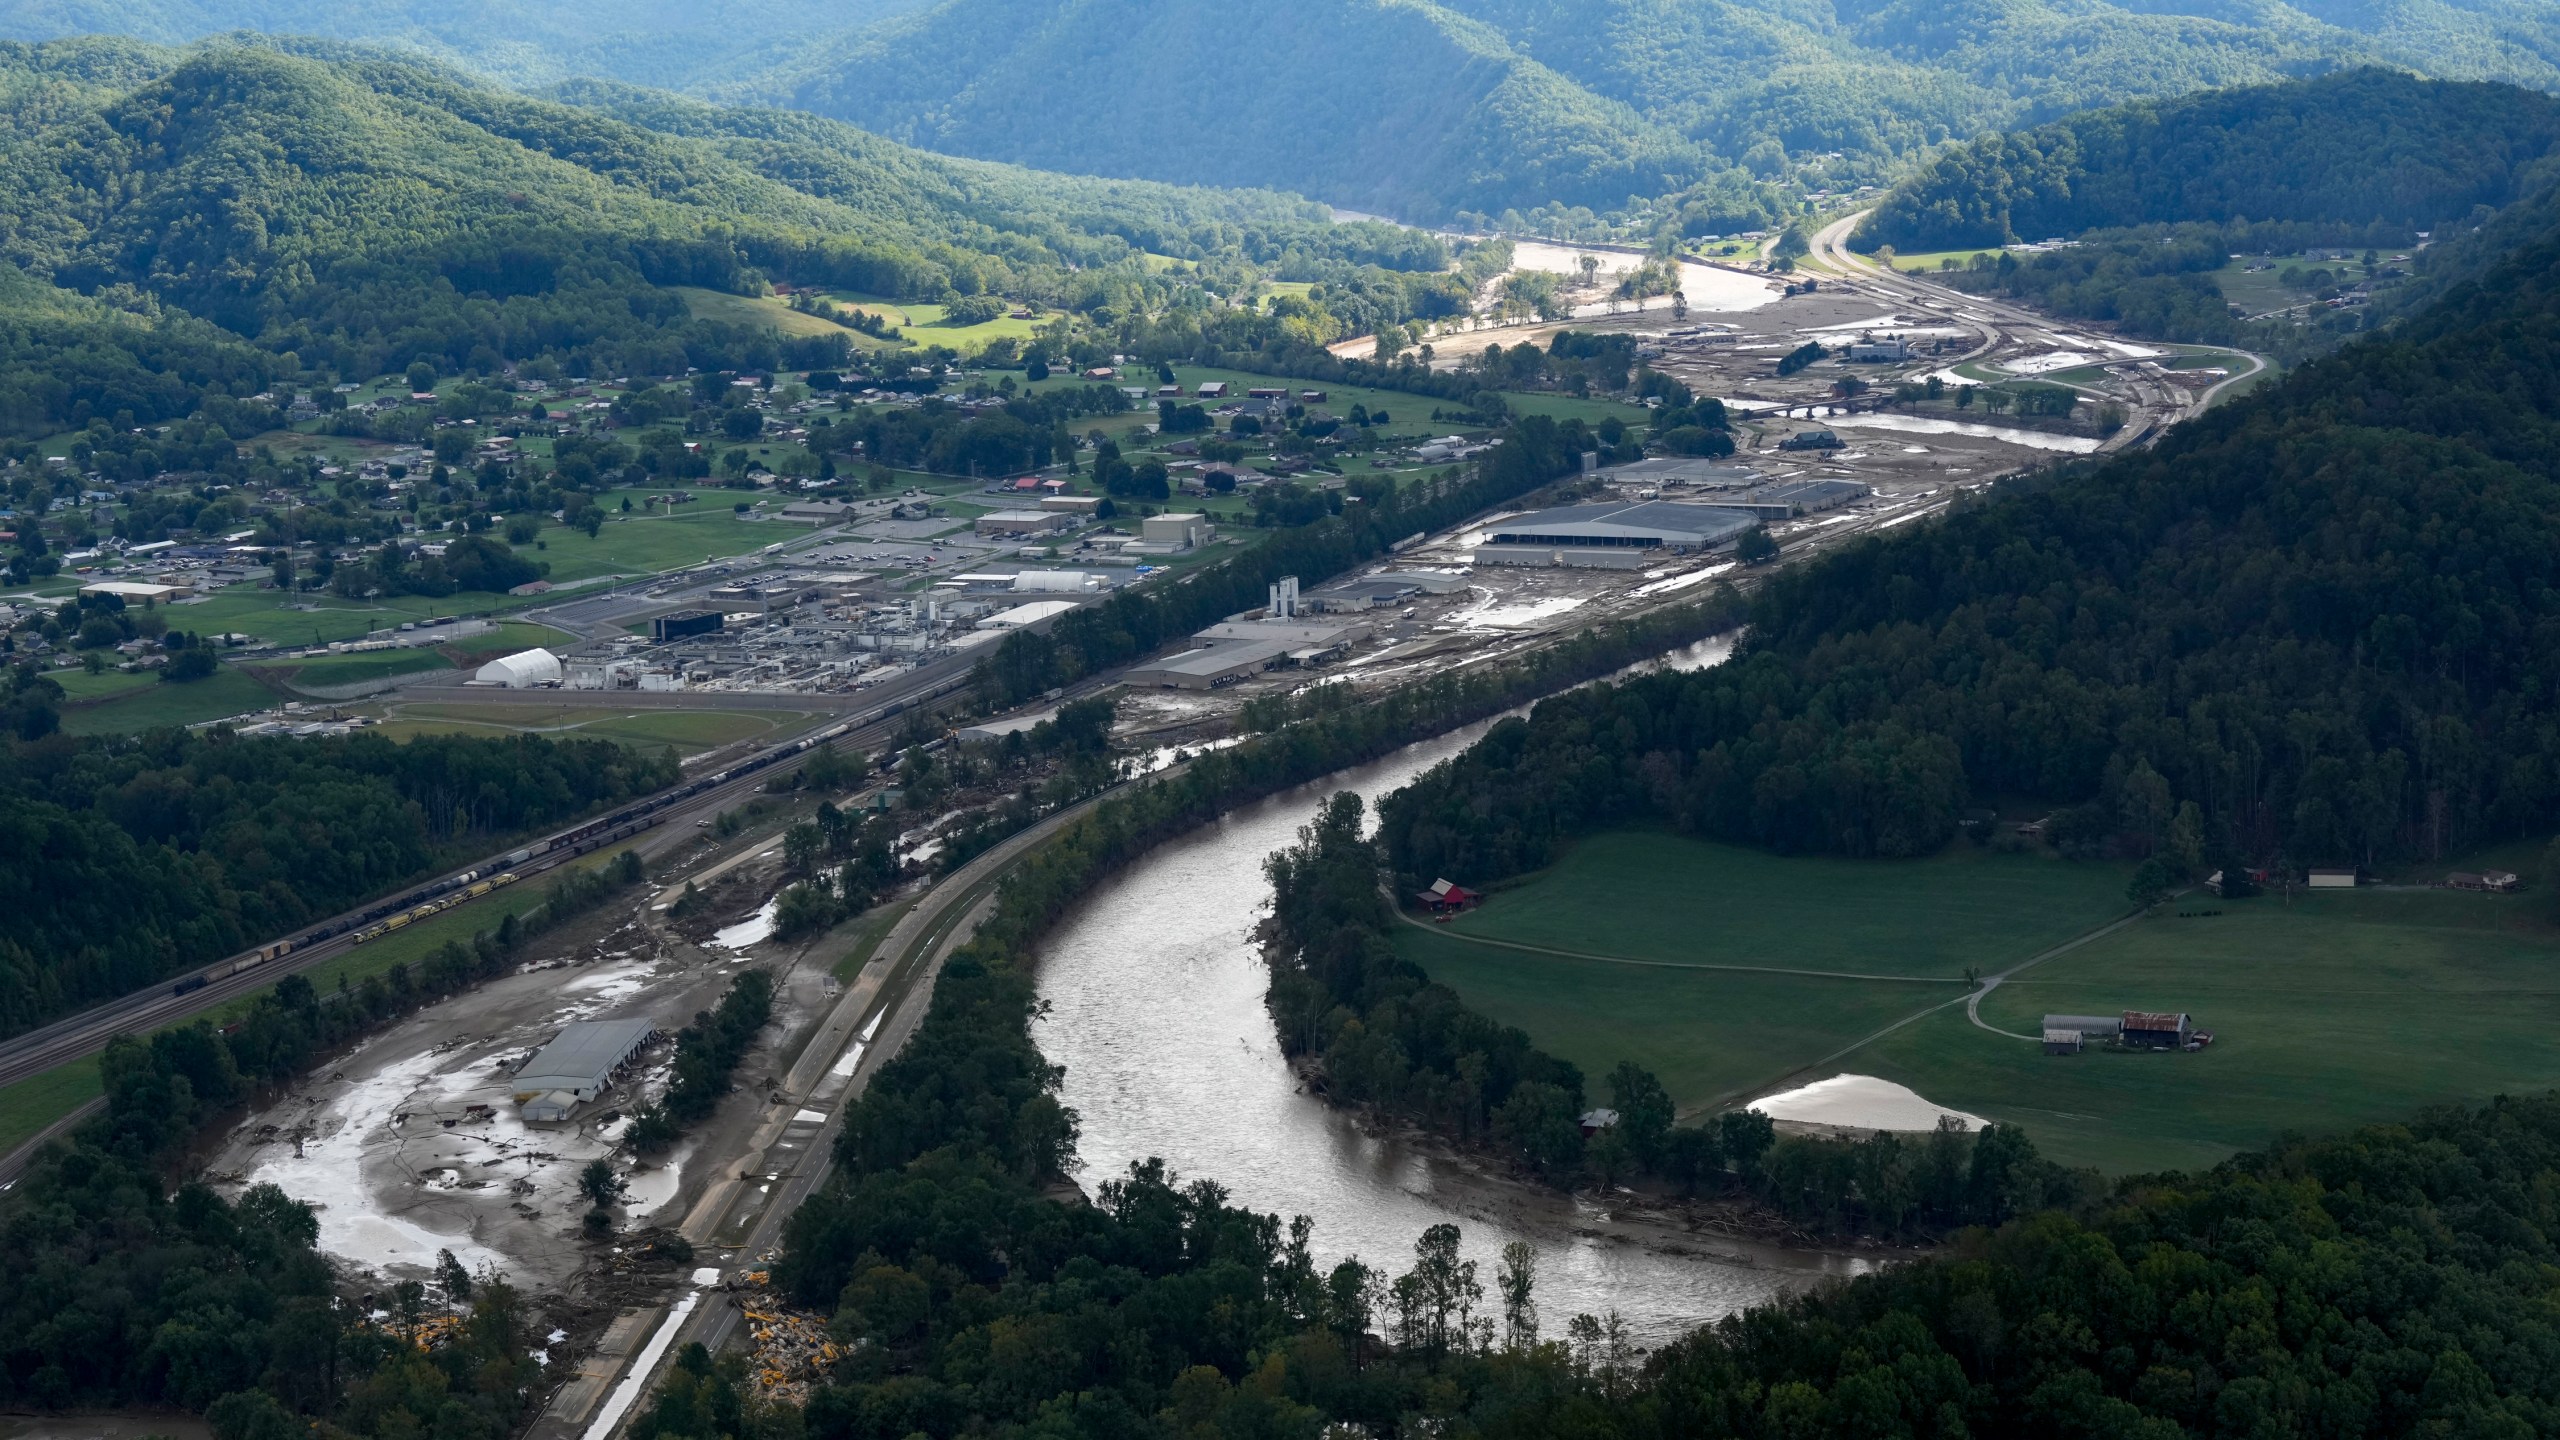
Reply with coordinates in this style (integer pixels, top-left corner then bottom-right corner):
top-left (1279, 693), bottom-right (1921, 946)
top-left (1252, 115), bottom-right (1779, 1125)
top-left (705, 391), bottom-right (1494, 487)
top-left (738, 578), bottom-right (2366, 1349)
top-left (1403, 830), bottom-right (2560, 1173)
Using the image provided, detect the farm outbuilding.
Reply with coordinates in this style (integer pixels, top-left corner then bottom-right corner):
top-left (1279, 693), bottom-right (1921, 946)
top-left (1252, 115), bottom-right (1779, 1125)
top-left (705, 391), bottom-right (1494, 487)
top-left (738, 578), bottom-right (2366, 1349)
top-left (1417, 878), bottom-right (1479, 912)
top-left (2044, 1014), bottom-right (2122, 1039)
top-left (2306, 867), bottom-right (2358, 889)
top-left (2120, 1011), bottom-right (2194, 1049)
top-left (2042, 1029), bottom-right (2084, 1056)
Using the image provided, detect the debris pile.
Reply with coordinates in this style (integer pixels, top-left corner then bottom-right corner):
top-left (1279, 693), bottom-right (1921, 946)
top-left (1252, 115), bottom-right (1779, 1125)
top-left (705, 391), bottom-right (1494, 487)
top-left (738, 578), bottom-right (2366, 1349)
top-left (734, 1272), bottom-right (841, 1403)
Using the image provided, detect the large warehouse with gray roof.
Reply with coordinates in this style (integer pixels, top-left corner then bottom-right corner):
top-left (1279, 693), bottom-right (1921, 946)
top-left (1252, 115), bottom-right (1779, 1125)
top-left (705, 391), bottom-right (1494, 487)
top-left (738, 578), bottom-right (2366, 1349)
top-left (1475, 500), bottom-right (1761, 567)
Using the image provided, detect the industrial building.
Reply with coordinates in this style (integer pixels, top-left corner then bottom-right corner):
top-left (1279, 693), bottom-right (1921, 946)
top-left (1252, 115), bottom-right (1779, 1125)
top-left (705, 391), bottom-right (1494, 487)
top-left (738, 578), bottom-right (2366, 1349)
top-left (1702, 480), bottom-right (1872, 520)
top-left (1126, 617), bottom-right (1374, 690)
top-left (1846, 337), bottom-right (1912, 362)
top-left (974, 599), bottom-right (1079, 631)
top-left (1473, 499), bottom-right (1760, 567)
top-left (80, 580), bottom-right (188, 603)
top-left (1008, 570), bottom-right (1102, 594)
top-left (651, 609), bottom-right (724, 642)
top-left (955, 710), bottom-right (1056, 746)
top-left (512, 1018), bottom-right (658, 1119)
top-left (473, 648), bottom-right (561, 688)
top-left (975, 510), bottom-right (1072, 536)
top-left (1141, 513), bottom-right (1212, 550)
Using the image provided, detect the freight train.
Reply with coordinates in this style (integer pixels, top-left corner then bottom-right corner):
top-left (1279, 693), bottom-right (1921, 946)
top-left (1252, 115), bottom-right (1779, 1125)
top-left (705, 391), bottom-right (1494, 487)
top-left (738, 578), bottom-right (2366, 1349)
top-left (168, 715), bottom-right (876, 996)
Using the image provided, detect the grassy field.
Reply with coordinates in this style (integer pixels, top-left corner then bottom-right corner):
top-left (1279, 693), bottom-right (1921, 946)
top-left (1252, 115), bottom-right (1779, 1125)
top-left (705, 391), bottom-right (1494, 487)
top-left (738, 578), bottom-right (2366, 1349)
top-left (672, 286), bottom-right (890, 346)
top-left (1862, 887), bottom-right (2560, 1173)
top-left (1891, 249), bottom-right (2007, 274)
top-left (1404, 831), bottom-right (2130, 1114)
top-left (48, 666), bottom-right (159, 703)
top-left (259, 649), bottom-right (453, 689)
top-left (530, 508), bottom-right (804, 582)
top-left (375, 700), bottom-right (814, 756)
top-left (0, 1062), bottom-right (103, 1159)
top-left (1403, 828), bottom-right (2560, 1175)
top-left (59, 667), bottom-right (275, 734)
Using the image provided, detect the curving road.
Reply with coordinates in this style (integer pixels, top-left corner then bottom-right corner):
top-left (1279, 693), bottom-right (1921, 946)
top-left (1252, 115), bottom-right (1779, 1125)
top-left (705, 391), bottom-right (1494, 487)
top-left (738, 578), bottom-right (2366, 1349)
top-left (1808, 211), bottom-right (2268, 448)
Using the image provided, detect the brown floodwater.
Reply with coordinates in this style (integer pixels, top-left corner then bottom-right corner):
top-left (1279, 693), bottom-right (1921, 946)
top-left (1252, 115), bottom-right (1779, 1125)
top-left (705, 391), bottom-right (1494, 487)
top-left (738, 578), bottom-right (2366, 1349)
top-left (1033, 639), bottom-right (1877, 1346)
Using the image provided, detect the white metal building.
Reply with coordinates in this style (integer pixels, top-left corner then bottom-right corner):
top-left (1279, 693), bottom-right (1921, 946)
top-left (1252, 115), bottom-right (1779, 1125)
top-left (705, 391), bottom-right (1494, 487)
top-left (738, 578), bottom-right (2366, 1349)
top-left (473, 648), bottom-right (562, 688)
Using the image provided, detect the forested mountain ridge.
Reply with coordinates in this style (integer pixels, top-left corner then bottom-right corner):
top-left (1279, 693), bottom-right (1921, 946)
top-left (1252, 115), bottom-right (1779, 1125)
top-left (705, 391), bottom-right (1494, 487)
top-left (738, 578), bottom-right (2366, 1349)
top-left (24, 0), bottom-right (2560, 225)
top-left (1857, 68), bottom-right (2560, 251)
top-left (1381, 195), bottom-right (2560, 884)
top-left (0, 0), bottom-right (936, 88)
top-left (0, 36), bottom-right (1469, 425)
top-left (738, 0), bottom-right (1704, 223)
top-left (720, 0), bottom-right (2560, 222)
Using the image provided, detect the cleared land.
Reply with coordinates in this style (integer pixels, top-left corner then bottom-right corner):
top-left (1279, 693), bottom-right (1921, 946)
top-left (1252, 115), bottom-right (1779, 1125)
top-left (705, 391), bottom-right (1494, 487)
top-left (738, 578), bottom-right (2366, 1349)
top-left (673, 286), bottom-right (883, 344)
top-left (58, 668), bottom-right (275, 734)
top-left (1867, 887), bottom-right (2560, 1173)
top-left (374, 701), bottom-right (812, 756)
top-left (1403, 831), bottom-right (2129, 1113)
top-left (1403, 829), bottom-right (2560, 1175)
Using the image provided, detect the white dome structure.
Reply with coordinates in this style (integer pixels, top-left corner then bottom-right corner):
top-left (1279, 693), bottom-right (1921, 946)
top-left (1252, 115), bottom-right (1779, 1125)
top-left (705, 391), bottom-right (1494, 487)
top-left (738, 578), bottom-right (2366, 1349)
top-left (474, 648), bottom-right (562, 688)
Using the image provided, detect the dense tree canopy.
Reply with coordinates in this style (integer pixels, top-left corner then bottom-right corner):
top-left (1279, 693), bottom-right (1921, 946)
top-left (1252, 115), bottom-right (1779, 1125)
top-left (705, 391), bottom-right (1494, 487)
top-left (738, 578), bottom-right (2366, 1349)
top-left (1857, 69), bottom-right (2560, 252)
top-left (1383, 183), bottom-right (2560, 896)
top-left (0, 683), bottom-right (670, 1035)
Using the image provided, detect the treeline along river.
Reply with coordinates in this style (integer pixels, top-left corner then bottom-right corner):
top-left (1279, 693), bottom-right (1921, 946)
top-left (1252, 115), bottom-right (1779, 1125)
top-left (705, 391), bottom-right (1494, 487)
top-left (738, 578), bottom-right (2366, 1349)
top-left (1030, 639), bottom-right (1874, 1345)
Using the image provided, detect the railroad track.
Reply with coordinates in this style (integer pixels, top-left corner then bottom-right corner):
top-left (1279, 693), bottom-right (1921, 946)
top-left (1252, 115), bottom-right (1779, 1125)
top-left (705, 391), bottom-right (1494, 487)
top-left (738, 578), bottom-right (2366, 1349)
top-left (0, 658), bottom-right (987, 1183)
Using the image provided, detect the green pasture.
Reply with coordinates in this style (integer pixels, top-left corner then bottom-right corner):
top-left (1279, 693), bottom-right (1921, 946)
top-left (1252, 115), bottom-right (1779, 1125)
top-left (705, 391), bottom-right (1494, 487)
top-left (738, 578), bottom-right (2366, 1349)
top-left (373, 700), bottom-right (813, 756)
top-left (260, 648), bottom-right (452, 689)
top-left (1890, 248), bottom-right (2007, 274)
top-left (1438, 831), bottom-right (2130, 980)
top-left (1866, 887), bottom-right (2560, 1174)
top-left (49, 666), bottom-right (159, 702)
top-left (824, 291), bottom-right (1049, 351)
top-left (59, 667), bottom-right (274, 734)
top-left (1403, 828), bottom-right (2560, 1175)
top-left (527, 507), bottom-right (805, 582)
top-left (672, 286), bottom-right (895, 347)
top-left (1404, 830), bottom-right (2128, 1113)
top-left (0, 1062), bottom-right (103, 1159)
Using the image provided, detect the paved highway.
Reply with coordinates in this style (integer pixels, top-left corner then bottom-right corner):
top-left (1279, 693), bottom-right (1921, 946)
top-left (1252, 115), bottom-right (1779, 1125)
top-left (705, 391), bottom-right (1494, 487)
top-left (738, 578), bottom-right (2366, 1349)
top-left (1809, 211), bottom-right (2266, 445)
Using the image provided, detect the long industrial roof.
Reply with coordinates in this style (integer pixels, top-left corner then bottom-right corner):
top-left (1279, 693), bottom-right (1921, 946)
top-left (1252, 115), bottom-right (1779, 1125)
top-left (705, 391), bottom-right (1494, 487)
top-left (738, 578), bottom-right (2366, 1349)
top-left (514, 1019), bottom-right (657, 1094)
top-left (1487, 500), bottom-right (1760, 548)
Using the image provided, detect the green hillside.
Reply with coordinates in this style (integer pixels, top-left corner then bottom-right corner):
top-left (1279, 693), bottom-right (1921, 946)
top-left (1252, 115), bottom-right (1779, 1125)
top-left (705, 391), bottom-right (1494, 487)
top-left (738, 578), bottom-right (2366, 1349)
top-left (728, 0), bottom-right (2560, 222)
top-left (741, 0), bottom-right (1707, 223)
top-left (0, 37), bottom-right (1454, 395)
top-left (1857, 68), bottom-right (2560, 251)
top-left (0, 0), bottom-right (933, 88)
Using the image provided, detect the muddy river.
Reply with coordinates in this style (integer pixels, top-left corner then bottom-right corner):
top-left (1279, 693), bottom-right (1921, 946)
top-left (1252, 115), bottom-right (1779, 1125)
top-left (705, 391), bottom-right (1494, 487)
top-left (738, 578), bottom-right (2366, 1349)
top-left (1034, 640), bottom-right (1874, 1346)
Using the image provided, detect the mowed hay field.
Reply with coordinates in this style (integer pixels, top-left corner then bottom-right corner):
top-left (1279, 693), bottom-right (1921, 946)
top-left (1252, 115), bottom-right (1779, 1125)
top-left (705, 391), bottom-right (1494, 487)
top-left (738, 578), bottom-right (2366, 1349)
top-left (1862, 887), bottom-right (2560, 1173)
top-left (1401, 830), bottom-right (2130, 1111)
top-left (1401, 830), bottom-right (2560, 1175)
